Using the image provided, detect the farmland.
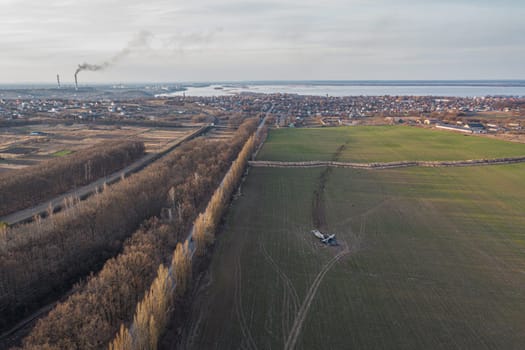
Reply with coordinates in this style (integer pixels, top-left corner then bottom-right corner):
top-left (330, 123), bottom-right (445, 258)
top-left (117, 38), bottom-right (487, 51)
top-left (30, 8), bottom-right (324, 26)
top-left (0, 123), bottom-right (196, 172)
top-left (258, 126), bottom-right (525, 162)
top-left (178, 127), bottom-right (525, 350)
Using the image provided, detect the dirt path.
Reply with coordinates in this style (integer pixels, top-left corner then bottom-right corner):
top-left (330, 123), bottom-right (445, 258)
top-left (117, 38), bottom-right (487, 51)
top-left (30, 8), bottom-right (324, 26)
top-left (284, 244), bottom-right (351, 350)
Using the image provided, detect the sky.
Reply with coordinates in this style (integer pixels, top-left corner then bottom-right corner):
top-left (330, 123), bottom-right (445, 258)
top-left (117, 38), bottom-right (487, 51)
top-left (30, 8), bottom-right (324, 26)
top-left (1, 0), bottom-right (525, 83)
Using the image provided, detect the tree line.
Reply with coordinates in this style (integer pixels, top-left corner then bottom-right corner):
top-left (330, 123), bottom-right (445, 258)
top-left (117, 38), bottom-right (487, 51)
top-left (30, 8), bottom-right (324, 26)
top-left (108, 121), bottom-right (259, 350)
top-left (9, 119), bottom-right (258, 349)
top-left (0, 140), bottom-right (145, 217)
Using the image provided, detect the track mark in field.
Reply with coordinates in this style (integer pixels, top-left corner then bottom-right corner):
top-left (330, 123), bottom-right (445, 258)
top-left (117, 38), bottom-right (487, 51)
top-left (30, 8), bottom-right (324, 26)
top-left (181, 269), bottom-right (216, 350)
top-left (312, 143), bottom-right (348, 231)
top-left (312, 169), bottom-right (329, 230)
top-left (334, 197), bottom-right (390, 235)
top-left (260, 242), bottom-right (300, 338)
top-left (260, 242), bottom-right (300, 311)
top-left (363, 197), bottom-right (390, 218)
top-left (284, 244), bottom-right (351, 350)
top-left (359, 215), bottom-right (366, 235)
top-left (234, 256), bottom-right (258, 350)
top-left (354, 213), bottom-right (368, 250)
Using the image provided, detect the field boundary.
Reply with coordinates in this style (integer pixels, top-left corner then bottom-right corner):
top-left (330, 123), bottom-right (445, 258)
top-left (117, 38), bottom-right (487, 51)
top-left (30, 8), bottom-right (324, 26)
top-left (249, 156), bottom-right (525, 170)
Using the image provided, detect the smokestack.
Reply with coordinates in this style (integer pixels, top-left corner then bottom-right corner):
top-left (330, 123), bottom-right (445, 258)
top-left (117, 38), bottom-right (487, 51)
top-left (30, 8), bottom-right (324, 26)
top-left (56, 74), bottom-right (61, 89)
top-left (74, 62), bottom-right (108, 89)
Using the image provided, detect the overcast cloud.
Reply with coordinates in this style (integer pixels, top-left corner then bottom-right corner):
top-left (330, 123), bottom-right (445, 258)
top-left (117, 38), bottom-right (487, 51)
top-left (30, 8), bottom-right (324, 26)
top-left (0, 0), bottom-right (524, 83)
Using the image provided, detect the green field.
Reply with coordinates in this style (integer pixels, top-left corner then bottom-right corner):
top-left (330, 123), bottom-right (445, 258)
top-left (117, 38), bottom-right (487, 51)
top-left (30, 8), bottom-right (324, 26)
top-left (182, 128), bottom-right (525, 349)
top-left (51, 149), bottom-right (73, 157)
top-left (257, 126), bottom-right (525, 162)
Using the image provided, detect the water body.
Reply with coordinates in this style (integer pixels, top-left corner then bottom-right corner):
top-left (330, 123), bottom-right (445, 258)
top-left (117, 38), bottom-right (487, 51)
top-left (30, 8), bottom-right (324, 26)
top-left (2, 81), bottom-right (525, 98)
top-left (162, 81), bottom-right (525, 98)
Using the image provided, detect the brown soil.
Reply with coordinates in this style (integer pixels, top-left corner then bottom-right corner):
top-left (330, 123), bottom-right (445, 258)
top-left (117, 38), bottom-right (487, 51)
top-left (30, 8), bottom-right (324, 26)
top-left (312, 143), bottom-right (347, 230)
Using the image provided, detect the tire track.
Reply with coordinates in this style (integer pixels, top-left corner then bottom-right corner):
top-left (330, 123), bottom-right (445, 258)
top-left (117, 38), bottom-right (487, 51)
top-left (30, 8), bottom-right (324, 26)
top-left (260, 242), bottom-right (300, 312)
top-left (356, 214), bottom-right (367, 249)
top-left (360, 215), bottom-right (366, 234)
top-left (333, 197), bottom-right (389, 237)
top-left (259, 242), bottom-right (300, 340)
top-left (281, 277), bottom-right (290, 341)
top-left (179, 269), bottom-right (216, 350)
top-left (284, 246), bottom-right (350, 350)
top-left (234, 256), bottom-right (258, 350)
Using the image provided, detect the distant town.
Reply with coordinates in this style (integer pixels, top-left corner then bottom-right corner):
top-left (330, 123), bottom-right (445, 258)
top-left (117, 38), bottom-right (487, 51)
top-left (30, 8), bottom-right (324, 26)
top-left (1, 90), bottom-right (524, 134)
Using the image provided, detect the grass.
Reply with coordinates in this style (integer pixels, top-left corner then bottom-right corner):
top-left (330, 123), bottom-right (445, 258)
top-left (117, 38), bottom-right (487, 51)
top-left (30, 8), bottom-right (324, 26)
top-left (182, 126), bottom-right (525, 349)
top-left (185, 164), bottom-right (525, 349)
top-left (51, 149), bottom-right (73, 157)
top-left (257, 126), bottom-right (525, 162)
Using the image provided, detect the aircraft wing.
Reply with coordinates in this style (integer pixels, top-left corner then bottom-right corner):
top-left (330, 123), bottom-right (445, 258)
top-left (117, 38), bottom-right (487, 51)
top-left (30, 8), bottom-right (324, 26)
top-left (321, 234), bottom-right (336, 242)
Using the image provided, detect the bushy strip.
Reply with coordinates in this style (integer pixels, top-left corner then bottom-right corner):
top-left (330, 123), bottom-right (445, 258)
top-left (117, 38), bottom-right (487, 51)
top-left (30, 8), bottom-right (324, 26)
top-left (108, 126), bottom-right (258, 350)
top-left (193, 134), bottom-right (256, 256)
top-left (0, 140), bottom-right (145, 217)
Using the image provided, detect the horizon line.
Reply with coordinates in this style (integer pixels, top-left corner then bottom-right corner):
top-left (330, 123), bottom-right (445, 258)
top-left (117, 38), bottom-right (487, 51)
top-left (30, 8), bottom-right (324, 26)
top-left (3, 79), bottom-right (525, 85)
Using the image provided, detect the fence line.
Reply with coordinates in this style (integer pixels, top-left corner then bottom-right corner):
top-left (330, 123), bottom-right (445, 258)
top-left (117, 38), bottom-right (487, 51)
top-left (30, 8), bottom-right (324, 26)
top-left (249, 156), bottom-right (525, 170)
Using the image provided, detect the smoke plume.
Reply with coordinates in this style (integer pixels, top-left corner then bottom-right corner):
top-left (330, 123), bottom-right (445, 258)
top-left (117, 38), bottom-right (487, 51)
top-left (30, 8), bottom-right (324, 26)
top-left (73, 29), bottom-right (222, 88)
top-left (74, 31), bottom-right (153, 88)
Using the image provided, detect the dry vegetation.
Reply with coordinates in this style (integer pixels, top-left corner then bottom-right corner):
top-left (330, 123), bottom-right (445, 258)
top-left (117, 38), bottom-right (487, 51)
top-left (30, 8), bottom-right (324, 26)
top-left (109, 123), bottom-right (258, 350)
top-left (9, 119), bottom-right (258, 349)
top-left (0, 140), bottom-right (145, 217)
